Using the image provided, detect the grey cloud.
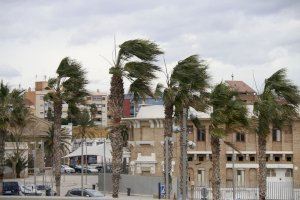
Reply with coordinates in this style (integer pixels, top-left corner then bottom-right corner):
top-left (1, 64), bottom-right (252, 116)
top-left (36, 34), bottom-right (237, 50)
top-left (0, 65), bottom-right (21, 78)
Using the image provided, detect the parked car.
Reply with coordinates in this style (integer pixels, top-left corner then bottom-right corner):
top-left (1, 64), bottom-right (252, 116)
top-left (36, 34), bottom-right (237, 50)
top-left (74, 165), bottom-right (85, 173)
top-left (61, 165), bottom-right (75, 173)
top-left (66, 188), bottom-right (106, 198)
top-left (3, 181), bottom-right (23, 196)
top-left (36, 185), bottom-right (57, 196)
top-left (21, 185), bottom-right (42, 196)
top-left (85, 166), bottom-right (98, 174)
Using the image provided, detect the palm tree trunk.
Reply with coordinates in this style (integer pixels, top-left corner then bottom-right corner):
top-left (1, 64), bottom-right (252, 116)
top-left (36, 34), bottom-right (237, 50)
top-left (0, 130), bottom-right (6, 195)
top-left (164, 102), bottom-right (173, 199)
top-left (109, 72), bottom-right (124, 198)
top-left (181, 107), bottom-right (188, 200)
top-left (211, 135), bottom-right (221, 200)
top-left (53, 100), bottom-right (62, 196)
top-left (258, 134), bottom-right (267, 200)
top-left (178, 109), bottom-right (184, 195)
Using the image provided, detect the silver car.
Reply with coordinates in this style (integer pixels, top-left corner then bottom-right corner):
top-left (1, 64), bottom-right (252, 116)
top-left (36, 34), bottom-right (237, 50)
top-left (65, 188), bottom-right (107, 198)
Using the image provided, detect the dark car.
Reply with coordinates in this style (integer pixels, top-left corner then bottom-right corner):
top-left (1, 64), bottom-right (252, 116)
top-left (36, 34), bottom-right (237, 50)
top-left (2, 181), bottom-right (23, 196)
top-left (74, 165), bottom-right (86, 173)
top-left (65, 188), bottom-right (105, 198)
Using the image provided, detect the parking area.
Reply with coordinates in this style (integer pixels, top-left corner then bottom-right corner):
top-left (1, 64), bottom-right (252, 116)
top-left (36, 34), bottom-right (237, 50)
top-left (4, 174), bottom-right (154, 199)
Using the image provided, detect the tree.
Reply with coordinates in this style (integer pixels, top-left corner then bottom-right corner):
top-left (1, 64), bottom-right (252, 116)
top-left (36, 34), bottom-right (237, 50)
top-left (89, 103), bottom-right (98, 120)
top-left (76, 108), bottom-right (94, 196)
top-left (253, 69), bottom-right (300, 200)
top-left (171, 55), bottom-right (210, 199)
top-left (108, 39), bottom-right (162, 198)
top-left (46, 107), bottom-right (54, 121)
top-left (44, 125), bottom-right (70, 167)
top-left (0, 81), bottom-right (10, 194)
top-left (45, 57), bottom-right (88, 195)
top-left (209, 83), bottom-right (248, 200)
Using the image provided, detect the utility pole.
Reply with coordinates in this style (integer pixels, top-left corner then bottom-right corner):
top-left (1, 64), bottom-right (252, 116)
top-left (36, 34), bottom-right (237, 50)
top-left (165, 136), bottom-right (169, 199)
top-left (232, 148), bottom-right (236, 200)
top-left (33, 141), bottom-right (37, 187)
top-left (85, 138), bottom-right (88, 185)
top-left (182, 107), bottom-right (188, 200)
top-left (103, 138), bottom-right (106, 196)
top-left (81, 138), bottom-right (84, 196)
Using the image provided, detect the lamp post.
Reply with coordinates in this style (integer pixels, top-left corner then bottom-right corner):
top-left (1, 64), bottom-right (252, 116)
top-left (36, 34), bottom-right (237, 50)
top-left (103, 138), bottom-right (106, 196)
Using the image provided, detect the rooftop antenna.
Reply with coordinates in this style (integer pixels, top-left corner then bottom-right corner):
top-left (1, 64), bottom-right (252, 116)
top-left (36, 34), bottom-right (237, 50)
top-left (231, 74), bottom-right (234, 81)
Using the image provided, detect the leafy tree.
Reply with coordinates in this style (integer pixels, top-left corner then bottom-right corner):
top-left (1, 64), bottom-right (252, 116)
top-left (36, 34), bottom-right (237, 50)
top-left (253, 69), bottom-right (300, 200)
top-left (5, 150), bottom-right (28, 178)
top-left (44, 57), bottom-right (88, 195)
top-left (209, 83), bottom-right (248, 200)
top-left (89, 103), bottom-right (98, 120)
top-left (108, 39), bottom-right (162, 197)
top-left (0, 81), bottom-right (10, 194)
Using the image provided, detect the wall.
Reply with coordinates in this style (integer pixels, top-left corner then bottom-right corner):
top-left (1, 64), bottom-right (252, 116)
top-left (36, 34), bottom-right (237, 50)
top-left (98, 173), bottom-right (163, 196)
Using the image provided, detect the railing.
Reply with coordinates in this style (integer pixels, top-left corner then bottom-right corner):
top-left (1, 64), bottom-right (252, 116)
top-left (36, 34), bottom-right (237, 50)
top-left (192, 182), bottom-right (299, 200)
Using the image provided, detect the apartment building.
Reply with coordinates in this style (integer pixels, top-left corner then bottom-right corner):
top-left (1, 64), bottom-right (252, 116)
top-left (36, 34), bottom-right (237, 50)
top-left (84, 90), bottom-right (110, 127)
top-left (123, 80), bottom-right (300, 188)
top-left (25, 81), bottom-right (68, 119)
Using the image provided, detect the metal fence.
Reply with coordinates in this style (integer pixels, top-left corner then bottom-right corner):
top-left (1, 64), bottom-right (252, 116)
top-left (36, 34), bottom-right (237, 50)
top-left (192, 182), bottom-right (300, 200)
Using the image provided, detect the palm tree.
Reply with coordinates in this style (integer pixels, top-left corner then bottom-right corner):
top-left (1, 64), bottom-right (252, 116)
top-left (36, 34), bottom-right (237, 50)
top-left (44, 125), bottom-right (70, 167)
top-left (76, 108), bottom-right (93, 196)
top-left (108, 39), bottom-right (163, 198)
top-left (44, 57), bottom-right (88, 195)
top-left (253, 69), bottom-right (300, 200)
top-left (0, 81), bottom-right (10, 194)
top-left (209, 83), bottom-right (248, 200)
top-left (171, 55), bottom-right (210, 199)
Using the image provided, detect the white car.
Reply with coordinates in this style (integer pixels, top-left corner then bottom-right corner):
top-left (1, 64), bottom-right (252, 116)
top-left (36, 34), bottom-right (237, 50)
top-left (85, 166), bottom-right (98, 173)
top-left (61, 165), bottom-right (75, 173)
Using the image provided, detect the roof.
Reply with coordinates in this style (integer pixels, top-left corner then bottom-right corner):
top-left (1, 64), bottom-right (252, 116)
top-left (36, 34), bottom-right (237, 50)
top-left (63, 142), bottom-right (112, 160)
top-left (123, 104), bottom-right (255, 120)
top-left (135, 105), bottom-right (165, 119)
top-left (225, 81), bottom-right (256, 93)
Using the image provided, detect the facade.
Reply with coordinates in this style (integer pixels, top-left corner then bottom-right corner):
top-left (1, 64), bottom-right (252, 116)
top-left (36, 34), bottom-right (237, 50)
top-left (123, 80), bottom-right (300, 189)
top-left (84, 90), bottom-right (110, 127)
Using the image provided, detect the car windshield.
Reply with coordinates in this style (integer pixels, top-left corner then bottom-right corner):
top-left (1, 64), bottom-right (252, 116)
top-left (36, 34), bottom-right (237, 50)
top-left (85, 189), bottom-right (104, 197)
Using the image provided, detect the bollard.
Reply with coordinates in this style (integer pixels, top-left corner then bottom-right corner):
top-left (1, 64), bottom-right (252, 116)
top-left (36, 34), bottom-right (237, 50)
top-left (127, 188), bottom-right (131, 196)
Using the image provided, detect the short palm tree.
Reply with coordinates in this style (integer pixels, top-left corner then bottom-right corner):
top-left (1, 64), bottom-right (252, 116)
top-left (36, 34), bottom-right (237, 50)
top-left (44, 125), bottom-right (70, 167)
top-left (108, 39), bottom-right (163, 198)
top-left (0, 81), bottom-right (10, 194)
top-left (45, 57), bottom-right (88, 195)
top-left (171, 55), bottom-right (210, 199)
top-left (209, 83), bottom-right (248, 200)
top-left (254, 68), bottom-right (300, 200)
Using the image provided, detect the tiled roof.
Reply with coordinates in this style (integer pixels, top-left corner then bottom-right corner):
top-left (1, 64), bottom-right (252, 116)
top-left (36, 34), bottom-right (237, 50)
top-left (225, 80), bottom-right (256, 93)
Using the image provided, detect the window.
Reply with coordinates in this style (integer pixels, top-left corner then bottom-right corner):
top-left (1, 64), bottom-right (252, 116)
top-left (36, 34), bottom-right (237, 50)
top-left (274, 155), bottom-right (280, 162)
top-left (272, 128), bottom-right (281, 141)
top-left (250, 156), bottom-right (255, 162)
top-left (188, 155), bottom-right (194, 161)
top-left (236, 170), bottom-right (245, 187)
top-left (197, 128), bottom-right (206, 141)
top-left (197, 169), bottom-right (205, 186)
top-left (267, 169), bottom-right (276, 177)
top-left (285, 169), bottom-right (293, 177)
top-left (70, 189), bottom-right (81, 196)
top-left (86, 142), bottom-right (93, 146)
top-left (187, 125), bottom-right (193, 134)
top-left (227, 156), bottom-right (232, 162)
top-left (198, 155), bottom-right (205, 162)
top-left (238, 155), bottom-right (244, 161)
top-left (236, 132), bottom-right (245, 142)
top-left (286, 155), bottom-right (292, 162)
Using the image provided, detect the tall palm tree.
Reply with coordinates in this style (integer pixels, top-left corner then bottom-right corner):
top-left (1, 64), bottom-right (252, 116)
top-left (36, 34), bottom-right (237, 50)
top-left (45, 57), bottom-right (88, 195)
top-left (209, 83), bottom-right (248, 200)
top-left (108, 39), bottom-right (163, 198)
top-left (0, 81), bottom-right (10, 194)
top-left (171, 55), bottom-right (210, 199)
top-left (254, 68), bottom-right (300, 200)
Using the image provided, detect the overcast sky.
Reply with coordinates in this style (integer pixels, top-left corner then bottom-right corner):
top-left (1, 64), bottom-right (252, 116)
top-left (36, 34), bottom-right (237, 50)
top-left (1, 0), bottom-right (299, 93)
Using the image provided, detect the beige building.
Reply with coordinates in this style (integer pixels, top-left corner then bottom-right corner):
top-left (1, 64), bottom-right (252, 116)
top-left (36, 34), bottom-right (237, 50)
top-left (84, 90), bottom-right (110, 127)
top-left (123, 80), bottom-right (300, 189)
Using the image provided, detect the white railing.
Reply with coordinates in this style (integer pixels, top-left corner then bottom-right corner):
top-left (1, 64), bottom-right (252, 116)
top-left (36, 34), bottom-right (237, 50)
top-left (192, 182), bottom-right (299, 200)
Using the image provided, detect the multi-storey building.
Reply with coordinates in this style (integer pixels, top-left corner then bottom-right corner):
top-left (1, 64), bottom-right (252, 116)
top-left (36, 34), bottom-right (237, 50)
top-left (123, 80), bottom-right (300, 189)
top-left (25, 81), bottom-right (68, 119)
top-left (84, 90), bottom-right (110, 127)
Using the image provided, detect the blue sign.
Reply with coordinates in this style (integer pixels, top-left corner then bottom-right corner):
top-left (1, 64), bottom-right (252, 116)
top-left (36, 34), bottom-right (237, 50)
top-left (160, 184), bottom-right (165, 196)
